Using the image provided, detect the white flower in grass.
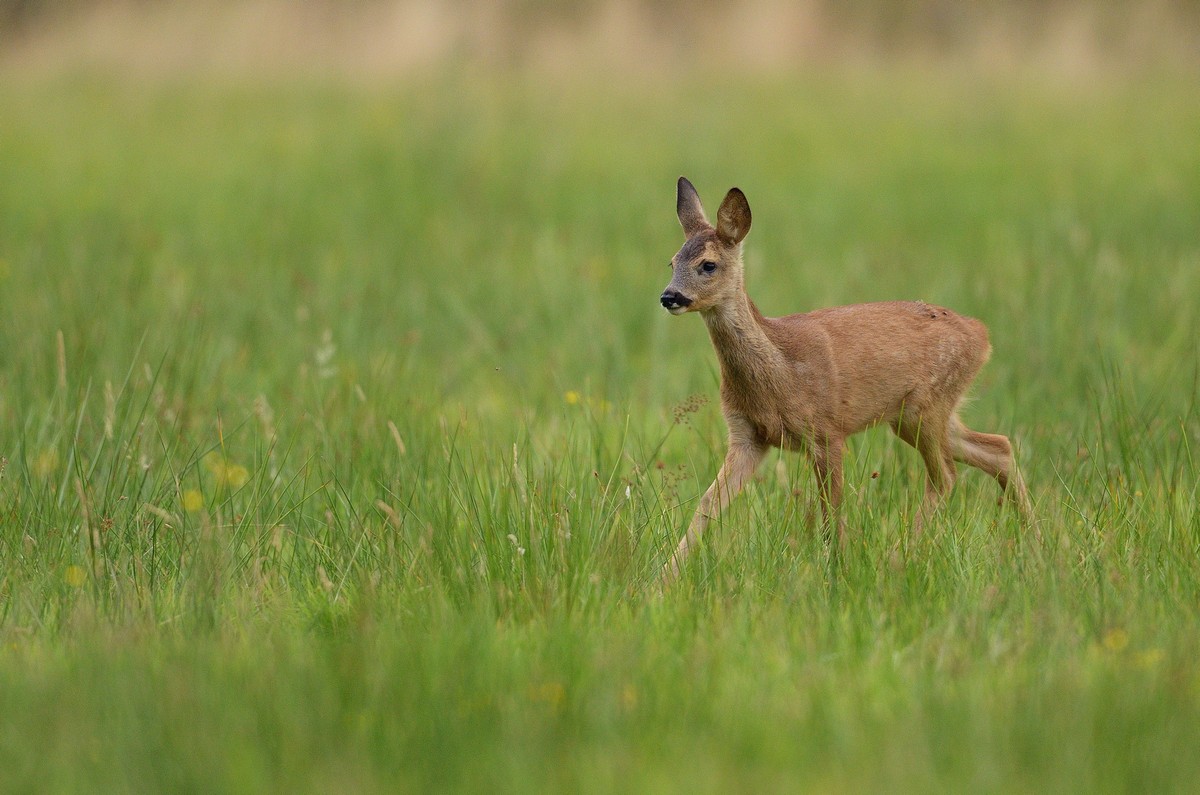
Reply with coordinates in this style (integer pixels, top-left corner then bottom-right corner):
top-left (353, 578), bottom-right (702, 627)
top-left (315, 329), bottom-right (337, 380)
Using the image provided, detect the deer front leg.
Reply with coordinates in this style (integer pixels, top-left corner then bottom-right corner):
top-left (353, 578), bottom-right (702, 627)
top-left (660, 441), bottom-right (766, 585)
top-left (812, 438), bottom-right (846, 549)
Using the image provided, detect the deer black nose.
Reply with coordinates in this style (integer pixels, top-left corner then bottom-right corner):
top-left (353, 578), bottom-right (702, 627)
top-left (661, 290), bottom-right (692, 309)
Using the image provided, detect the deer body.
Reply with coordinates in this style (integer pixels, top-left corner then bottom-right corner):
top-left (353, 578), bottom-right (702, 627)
top-left (660, 178), bottom-right (1032, 582)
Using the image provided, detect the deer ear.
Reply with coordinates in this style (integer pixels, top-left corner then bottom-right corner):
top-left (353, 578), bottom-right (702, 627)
top-left (676, 177), bottom-right (709, 238)
top-left (716, 187), bottom-right (751, 245)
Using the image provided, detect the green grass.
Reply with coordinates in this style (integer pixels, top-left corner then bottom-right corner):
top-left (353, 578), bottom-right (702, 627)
top-left (2, 67), bottom-right (1200, 792)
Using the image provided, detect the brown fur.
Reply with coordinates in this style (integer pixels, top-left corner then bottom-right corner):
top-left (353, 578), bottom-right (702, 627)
top-left (660, 178), bottom-right (1033, 583)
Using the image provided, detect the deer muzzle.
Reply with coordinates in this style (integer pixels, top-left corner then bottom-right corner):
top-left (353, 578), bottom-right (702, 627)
top-left (660, 289), bottom-right (693, 314)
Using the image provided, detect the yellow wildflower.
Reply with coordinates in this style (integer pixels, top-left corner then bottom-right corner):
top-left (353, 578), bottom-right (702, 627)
top-left (63, 565), bottom-right (87, 588)
top-left (1102, 628), bottom-right (1129, 653)
top-left (32, 450), bottom-right (59, 478)
top-left (224, 464), bottom-right (249, 488)
top-left (564, 391), bottom-right (581, 405)
top-left (203, 452), bottom-right (250, 488)
top-left (203, 451), bottom-right (224, 475)
top-left (182, 489), bottom-right (204, 512)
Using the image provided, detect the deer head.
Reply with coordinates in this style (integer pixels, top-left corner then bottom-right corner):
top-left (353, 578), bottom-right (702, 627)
top-left (660, 177), bottom-right (752, 315)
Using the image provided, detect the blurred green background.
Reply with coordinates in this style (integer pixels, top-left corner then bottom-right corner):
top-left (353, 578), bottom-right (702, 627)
top-left (2, 2), bottom-right (1200, 792)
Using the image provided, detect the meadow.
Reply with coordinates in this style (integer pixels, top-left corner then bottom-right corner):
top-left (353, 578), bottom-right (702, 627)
top-left (1, 65), bottom-right (1200, 791)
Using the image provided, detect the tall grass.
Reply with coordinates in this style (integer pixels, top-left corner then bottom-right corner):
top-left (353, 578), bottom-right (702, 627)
top-left (1, 68), bottom-right (1199, 791)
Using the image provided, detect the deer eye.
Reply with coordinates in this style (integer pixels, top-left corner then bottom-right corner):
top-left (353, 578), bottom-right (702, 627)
top-left (700, 261), bottom-right (717, 274)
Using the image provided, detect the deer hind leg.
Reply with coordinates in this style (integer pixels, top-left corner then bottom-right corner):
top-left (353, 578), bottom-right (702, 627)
top-left (948, 416), bottom-right (1034, 525)
top-left (892, 413), bottom-right (956, 534)
top-left (660, 442), bottom-right (766, 585)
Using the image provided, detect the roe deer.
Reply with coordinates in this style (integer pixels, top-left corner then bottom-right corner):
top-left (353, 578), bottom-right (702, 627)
top-left (659, 177), bottom-right (1032, 583)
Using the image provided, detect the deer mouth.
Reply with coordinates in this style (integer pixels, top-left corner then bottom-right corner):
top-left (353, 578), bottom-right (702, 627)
top-left (660, 289), bottom-right (693, 314)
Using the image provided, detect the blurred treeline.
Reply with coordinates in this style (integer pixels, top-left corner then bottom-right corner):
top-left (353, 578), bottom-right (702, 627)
top-left (2, 0), bottom-right (1198, 74)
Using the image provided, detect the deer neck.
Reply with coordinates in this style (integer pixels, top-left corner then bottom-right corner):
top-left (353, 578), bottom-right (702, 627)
top-left (701, 292), bottom-right (786, 393)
